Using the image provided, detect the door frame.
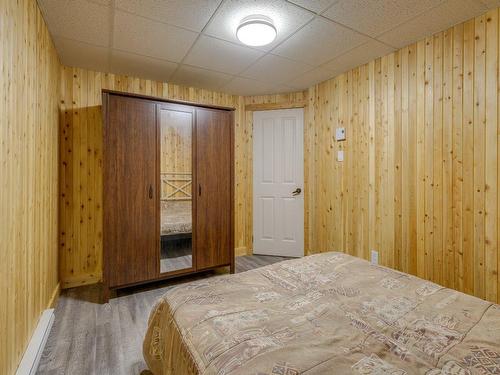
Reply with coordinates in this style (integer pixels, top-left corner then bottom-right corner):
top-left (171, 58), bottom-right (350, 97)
top-left (251, 107), bottom-right (305, 257)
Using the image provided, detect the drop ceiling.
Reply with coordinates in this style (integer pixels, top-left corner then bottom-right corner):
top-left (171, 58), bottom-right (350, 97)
top-left (38, 0), bottom-right (499, 96)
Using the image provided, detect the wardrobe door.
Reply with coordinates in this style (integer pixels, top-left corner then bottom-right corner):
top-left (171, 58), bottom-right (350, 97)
top-left (195, 108), bottom-right (233, 270)
top-left (104, 95), bottom-right (158, 287)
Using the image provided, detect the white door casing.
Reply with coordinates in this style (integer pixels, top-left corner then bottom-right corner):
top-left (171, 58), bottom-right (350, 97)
top-left (253, 108), bottom-right (304, 257)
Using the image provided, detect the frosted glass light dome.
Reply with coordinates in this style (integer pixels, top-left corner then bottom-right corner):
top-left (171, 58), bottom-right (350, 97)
top-left (236, 15), bottom-right (277, 47)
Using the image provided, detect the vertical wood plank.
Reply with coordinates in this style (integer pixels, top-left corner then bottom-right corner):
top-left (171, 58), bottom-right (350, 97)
top-left (424, 36), bottom-right (434, 281)
top-left (443, 28), bottom-right (454, 290)
top-left (484, 9), bottom-right (498, 302)
top-left (452, 23), bottom-right (464, 292)
top-left (462, 19), bottom-right (475, 296)
top-left (433, 33), bottom-right (443, 285)
top-left (473, 15), bottom-right (486, 299)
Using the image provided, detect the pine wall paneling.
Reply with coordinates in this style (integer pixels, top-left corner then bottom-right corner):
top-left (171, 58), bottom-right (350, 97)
top-left (0, 1), bottom-right (61, 374)
top-left (306, 9), bottom-right (500, 304)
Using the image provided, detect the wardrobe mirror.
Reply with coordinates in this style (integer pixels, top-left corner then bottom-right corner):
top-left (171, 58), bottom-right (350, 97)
top-left (159, 107), bottom-right (193, 274)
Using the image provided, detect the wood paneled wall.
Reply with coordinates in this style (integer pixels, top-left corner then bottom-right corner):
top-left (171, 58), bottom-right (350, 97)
top-left (59, 69), bottom-right (256, 288)
top-left (0, 1), bottom-right (61, 374)
top-left (306, 8), bottom-right (500, 304)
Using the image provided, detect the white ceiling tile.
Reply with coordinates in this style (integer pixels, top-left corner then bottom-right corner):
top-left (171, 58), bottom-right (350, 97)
top-left (110, 50), bottom-right (178, 81)
top-left (287, 0), bottom-right (339, 14)
top-left (53, 37), bottom-right (110, 71)
top-left (378, 0), bottom-right (490, 48)
top-left (38, 0), bottom-right (111, 47)
top-left (322, 40), bottom-right (395, 75)
top-left (221, 77), bottom-right (279, 95)
top-left (184, 35), bottom-right (264, 75)
top-left (288, 67), bottom-right (335, 89)
top-left (323, 0), bottom-right (445, 37)
top-left (204, 0), bottom-right (314, 51)
top-left (170, 65), bottom-right (233, 90)
top-left (241, 54), bottom-right (312, 85)
top-left (115, 0), bottom-right (222, 32)
top-left (273, 17), bottom-right (369, 65)
top-left (113, 10), bottom-right (198, 62)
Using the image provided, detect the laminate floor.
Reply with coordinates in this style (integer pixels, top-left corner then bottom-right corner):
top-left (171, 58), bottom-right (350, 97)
top-left (37, 255), bottom-right (290, 375)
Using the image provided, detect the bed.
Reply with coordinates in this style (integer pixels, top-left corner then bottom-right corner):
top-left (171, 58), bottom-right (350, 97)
top-left (160, 200), bottom-right (192, 237)
top-left (143, 252), bottom-right (500, 375)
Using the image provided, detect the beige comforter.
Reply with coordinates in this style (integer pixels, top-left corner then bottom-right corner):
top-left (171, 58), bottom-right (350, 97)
top-left (144, 252), bottom-right (500, 374)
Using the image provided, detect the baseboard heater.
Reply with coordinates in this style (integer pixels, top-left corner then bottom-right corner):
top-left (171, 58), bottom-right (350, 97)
top-left (16, 309), bottom-right (55, 375)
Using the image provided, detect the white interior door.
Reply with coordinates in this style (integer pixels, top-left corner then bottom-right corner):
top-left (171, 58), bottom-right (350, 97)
top-left (253, 108), bottom-right (304, 257)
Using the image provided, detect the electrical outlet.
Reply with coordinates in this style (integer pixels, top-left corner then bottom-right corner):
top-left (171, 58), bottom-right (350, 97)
top-left (371, 250), bottom-right (379, 265)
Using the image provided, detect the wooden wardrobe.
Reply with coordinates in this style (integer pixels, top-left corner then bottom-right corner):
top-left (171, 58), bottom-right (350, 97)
top-left (102, 90), bottom-right (234, 299)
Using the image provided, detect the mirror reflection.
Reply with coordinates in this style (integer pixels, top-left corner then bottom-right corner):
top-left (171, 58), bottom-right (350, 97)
top-left (159, 108), bottom-right (193, 273)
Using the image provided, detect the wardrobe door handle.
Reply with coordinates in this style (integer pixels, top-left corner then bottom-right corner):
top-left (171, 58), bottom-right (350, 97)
top-left (148, 185), bottom-right (153, 199)
top-left (198, 184), bottom-right (201, 196)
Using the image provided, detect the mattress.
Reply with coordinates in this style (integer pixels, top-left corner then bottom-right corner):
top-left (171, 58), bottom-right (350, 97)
top-left (160, 200), bottom-right (192, 236)
top-left (143, 252), bottom-right (500, 375)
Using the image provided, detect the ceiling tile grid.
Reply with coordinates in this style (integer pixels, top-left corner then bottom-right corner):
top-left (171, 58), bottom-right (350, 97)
top-left (114, 0), bottom-right (223, 32)
top-left (183, 35), bottom-right (265, 74)
top-left (287, 0), bottom-right (340, 14)
top-left (322, 39), bottom-right (396, 76)
top-left (203, 0), bottom-right (315, 51)
top-left (378, 0), bottom-right (492, 48)
top-left (240, 54), bottom-right (313, 85)
top-left (113, 10), bottom-right (199, 62)
top-left (109, 50), bottom-right (179, 82)
top-left (170, 64), bottom-right (234, 90)
top-left (322, 0), bottom-right (446, 37)
top-left (38, 0), bottom-right (112, 47)
top-left (272, 17), bottom-right (370, 65)
top-left (38, 0), bottom-right (500, 95)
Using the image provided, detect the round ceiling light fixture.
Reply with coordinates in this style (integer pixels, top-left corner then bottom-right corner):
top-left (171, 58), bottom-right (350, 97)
top-left (236, 15), bottom-right (277, 47)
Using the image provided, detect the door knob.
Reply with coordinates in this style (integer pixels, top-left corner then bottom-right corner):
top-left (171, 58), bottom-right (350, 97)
top-left (292, 188), bottom-right (301, 196)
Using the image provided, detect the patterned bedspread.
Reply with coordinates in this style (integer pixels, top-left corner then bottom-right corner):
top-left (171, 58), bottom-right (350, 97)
top-left (143, 252), bottom-right (500, 374)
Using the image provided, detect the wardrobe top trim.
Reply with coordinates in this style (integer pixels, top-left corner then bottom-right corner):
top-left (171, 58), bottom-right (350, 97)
top-left (102, 89), bottom-right (236, 111)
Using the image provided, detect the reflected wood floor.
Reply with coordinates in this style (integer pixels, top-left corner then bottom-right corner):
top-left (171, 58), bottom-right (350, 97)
top-left (37, 255), bottom-right (290, 375)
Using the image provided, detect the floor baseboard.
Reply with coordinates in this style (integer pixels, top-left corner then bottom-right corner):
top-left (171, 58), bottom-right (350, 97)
top-left (16, 309), bottom-right (55, 375)
top-left (47, 282), bottom-right (61, 309)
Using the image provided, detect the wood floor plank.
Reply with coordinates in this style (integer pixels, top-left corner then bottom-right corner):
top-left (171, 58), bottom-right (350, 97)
top-left (37, 255), bottom-right (290, 375)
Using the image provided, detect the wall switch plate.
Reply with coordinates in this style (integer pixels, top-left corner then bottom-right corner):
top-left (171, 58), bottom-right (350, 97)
top-left (335, 127), bottom-right (346, 141)
top-left (337, 150), bottom-right (344, 162)
top-left (371, 250), bottom-right (379, 264)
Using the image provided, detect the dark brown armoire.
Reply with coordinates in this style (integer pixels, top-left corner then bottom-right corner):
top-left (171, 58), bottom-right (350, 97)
top-left (102, 90), bottom-right (234, 299)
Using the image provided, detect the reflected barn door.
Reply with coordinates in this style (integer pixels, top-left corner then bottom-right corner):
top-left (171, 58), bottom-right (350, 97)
top-left (253, 109), bottom-right (304, 257)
